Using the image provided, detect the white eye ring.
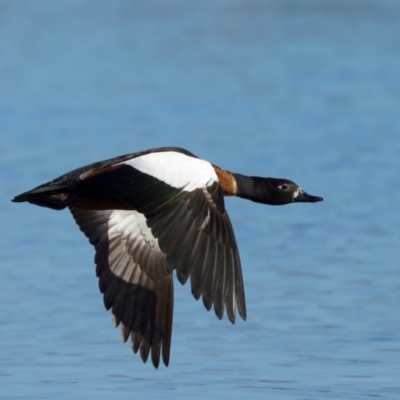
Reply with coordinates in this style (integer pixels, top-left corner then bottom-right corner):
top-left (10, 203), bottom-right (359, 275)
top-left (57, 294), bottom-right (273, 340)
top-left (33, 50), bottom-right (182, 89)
top-left (280, 184), bottom-right (289, 190)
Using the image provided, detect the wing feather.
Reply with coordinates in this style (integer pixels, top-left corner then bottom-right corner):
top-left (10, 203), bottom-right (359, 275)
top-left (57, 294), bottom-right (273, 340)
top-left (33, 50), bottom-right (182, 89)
top-left (68, 151), bottom-right (246, 366)
top-left (144, 183), bottom-right (246, 323)
top-left (69, 207), bottom-right (173, 368)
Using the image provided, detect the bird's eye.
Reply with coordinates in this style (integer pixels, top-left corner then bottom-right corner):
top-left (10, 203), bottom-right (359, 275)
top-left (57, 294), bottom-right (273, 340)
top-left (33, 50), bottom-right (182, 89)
top-left (280, 184), bottom-right (289, 190)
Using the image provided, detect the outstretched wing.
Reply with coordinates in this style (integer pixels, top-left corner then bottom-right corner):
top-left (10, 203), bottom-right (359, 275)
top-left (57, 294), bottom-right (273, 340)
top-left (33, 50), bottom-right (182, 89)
top-left (77, 150), bottom-right (246, 324)
top-left (13, 148), bottom-right (247, 368)
top-left (69, 207), bottom-right (173, 368)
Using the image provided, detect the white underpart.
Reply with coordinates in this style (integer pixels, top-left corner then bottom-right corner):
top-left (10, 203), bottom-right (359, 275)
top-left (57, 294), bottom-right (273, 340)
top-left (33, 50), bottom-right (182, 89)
top-left (293, 188), bottom-right (301, 198)
top-left (121, 151), bottom-right (218, 192)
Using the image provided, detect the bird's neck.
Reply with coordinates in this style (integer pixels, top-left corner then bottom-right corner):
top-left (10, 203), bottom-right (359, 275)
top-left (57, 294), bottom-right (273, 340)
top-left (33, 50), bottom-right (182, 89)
top-left (212, 165), bottom-right (274, 205)
top-left (231, 173), bottom-right (274, 205)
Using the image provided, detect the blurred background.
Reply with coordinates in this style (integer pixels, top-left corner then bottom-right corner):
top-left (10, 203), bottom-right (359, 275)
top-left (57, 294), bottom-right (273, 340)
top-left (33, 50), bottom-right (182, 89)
top-left (1, 1), bottom-right (400, 399)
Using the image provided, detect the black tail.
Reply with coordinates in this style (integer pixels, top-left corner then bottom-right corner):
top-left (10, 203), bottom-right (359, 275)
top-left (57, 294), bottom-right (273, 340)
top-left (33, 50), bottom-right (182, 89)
top-left (12, 182), bottom-right (77, 210)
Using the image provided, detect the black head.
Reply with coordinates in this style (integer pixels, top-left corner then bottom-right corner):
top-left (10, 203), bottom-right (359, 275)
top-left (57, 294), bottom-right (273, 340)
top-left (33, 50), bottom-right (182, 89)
top-left (235, 175), bottom-right (323, 206)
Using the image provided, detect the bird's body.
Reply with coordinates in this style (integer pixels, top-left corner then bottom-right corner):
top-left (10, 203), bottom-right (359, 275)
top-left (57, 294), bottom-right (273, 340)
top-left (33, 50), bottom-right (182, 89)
top-left (13, 147), bottom-right (323, 368)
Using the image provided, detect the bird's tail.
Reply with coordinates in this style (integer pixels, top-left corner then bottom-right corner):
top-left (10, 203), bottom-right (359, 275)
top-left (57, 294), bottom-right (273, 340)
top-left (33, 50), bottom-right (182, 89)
top-left (12, 181), bottom-right (77, 210)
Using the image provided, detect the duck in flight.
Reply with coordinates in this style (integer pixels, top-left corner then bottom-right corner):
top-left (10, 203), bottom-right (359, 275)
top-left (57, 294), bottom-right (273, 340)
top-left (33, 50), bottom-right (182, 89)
top-left (12, 147), bottom-right (323, 368)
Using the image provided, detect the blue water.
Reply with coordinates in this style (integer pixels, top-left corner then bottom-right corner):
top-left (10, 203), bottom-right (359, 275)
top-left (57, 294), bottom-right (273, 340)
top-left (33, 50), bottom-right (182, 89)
top-left (1, 1), bottom-right (400, 398)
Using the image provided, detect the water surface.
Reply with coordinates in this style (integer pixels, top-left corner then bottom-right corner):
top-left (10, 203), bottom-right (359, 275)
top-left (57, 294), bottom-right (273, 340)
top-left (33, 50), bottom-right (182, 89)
top-left (1, 1), bottom-right (400, 399)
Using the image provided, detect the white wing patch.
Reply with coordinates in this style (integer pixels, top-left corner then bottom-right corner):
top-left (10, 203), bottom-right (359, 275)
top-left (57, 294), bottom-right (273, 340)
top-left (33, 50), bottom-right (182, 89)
top-left (108, 210), bottom-right (161, 250)
top-left (71, 207), bottom-right (169, 281)
top-left (121, 151), bottom-right (218, 192)
top-left (107, 210), bottom-right (169, 280)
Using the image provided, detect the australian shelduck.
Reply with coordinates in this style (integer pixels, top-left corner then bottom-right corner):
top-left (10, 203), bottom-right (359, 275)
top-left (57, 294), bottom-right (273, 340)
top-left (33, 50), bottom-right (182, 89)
top-left (12, 147), bottom-right (323, 368)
